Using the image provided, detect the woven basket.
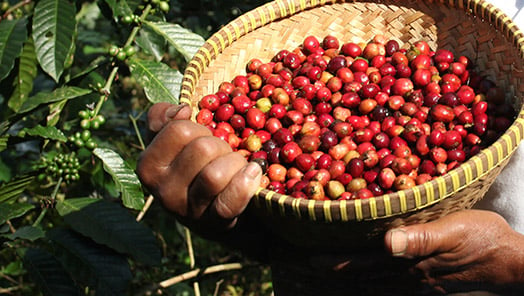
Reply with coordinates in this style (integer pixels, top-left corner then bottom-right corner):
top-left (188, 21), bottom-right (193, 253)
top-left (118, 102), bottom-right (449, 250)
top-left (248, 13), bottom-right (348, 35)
top-left (180, 0), bottom-right (524, 249)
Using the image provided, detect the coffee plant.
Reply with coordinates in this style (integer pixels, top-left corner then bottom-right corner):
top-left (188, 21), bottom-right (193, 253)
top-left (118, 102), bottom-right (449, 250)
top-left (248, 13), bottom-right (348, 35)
top-left (0, 0), bottom-right (271, 295)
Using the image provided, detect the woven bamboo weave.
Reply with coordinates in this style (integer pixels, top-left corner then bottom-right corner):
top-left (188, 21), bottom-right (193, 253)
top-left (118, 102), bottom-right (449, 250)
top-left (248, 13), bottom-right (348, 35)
top-left (180, 0), bottom-right (524, 247)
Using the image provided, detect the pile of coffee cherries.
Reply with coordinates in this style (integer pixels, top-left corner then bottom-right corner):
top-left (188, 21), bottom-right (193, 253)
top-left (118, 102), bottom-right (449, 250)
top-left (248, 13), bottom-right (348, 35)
top-left (196, 34), bottom-right (515, 200)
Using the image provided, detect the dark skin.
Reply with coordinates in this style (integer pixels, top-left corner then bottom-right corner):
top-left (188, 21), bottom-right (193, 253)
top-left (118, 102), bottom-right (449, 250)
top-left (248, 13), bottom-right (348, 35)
top-left (137, 102), bottom-right (524, 295)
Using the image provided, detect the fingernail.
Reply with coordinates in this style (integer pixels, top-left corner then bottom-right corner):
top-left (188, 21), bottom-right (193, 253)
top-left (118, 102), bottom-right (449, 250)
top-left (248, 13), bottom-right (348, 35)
top-left (244, 162), bottom-right (262, 180)
top-left (166, 103), bottom-right (188, 119)
top-left (389, 228), bottom-right (408, 257)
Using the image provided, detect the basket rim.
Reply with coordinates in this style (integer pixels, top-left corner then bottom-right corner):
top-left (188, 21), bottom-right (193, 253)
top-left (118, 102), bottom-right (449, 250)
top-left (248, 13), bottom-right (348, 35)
top-left (180, 0), bottom-right (524, 222)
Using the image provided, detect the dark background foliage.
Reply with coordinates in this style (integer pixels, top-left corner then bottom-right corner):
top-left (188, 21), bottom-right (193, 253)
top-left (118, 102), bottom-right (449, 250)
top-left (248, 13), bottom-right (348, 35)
top-left (0, 0), bottom-right (272, 295)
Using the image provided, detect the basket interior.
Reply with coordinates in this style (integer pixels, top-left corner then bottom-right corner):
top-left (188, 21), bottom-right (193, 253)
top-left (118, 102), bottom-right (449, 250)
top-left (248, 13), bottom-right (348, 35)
top-left (180, 0), bottom-right (524, 224)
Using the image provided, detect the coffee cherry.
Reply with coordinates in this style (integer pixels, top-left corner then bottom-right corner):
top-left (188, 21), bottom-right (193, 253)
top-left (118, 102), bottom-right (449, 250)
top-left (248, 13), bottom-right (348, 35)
top-left (196, 34), bottom-right (514, 200)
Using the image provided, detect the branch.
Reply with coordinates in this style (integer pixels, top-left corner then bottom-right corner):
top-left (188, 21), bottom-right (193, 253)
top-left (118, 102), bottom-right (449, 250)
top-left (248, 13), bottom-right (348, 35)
top-left (158, 263), bottom-right (243, 289)
top-left (1, 0), bottom-right (31, 20)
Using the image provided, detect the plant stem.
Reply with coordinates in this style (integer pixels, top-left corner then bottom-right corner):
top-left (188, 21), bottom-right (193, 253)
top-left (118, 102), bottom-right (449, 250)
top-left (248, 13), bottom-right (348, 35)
top-left (33, 177), bottom-right (62, 227)
top-left (1, 0), bottom-right (31, 20)
top-left (94, 4), bottom-right (153, 117)
top-left (129, 112), bottom-right (146, 151)
top-left (158, 263), bottom-right (244, 288)
top-left (136, 195), bottom-right (154, 222)
top-left (184, 227), bottom-right (201, 296)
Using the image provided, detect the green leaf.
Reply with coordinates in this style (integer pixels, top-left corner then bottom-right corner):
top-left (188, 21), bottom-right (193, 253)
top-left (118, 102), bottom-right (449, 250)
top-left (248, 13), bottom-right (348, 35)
top-left (48, 228), bottom-right (132, 295)
top-left (3, 226), bottom-right (45, 241)
top-left (18, 125), bottom-right (67, 142)
top-left (136, 25), bottom-right (165, 62)
top-left (128, 58), bottom-right (182, 104)
top-left (1, 260), bottom-right (25, 276)
top-left (56, 198), bottom-right (161, 266)
top-left (47, 99), bottom-right (68, 127)
top-left (9, 38), bottom-right (38, 112)
top-left (32, 0), bottom-right (77, 82)
top-left (143, 21), bottom-right (205, 62)
top-left (103, 0), bottom-right (134, 19)
top-left (0, 175), bottom-right (35, 204)
top-left (0, 136), bottom-right (7, 153)
top-left (18, 86), bottom-right (91, 114)
top-left (0, 18), bottom-right (28, 82)
top-left (92, 148), bottom-right (145, 210)
top-left (0, 202), bottom-right (34, 224)
top-left (24, 248), bottom-right (83, 296)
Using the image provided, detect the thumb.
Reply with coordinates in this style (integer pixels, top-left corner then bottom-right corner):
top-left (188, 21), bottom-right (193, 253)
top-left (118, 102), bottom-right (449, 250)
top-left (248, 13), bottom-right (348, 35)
top-left (384, 222), bottom-right (450, 259)
top-left (147, 102), bottom-right (192, 133)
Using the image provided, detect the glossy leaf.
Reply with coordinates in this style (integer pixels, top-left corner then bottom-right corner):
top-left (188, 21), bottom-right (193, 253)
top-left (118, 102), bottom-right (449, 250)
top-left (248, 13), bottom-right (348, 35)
top-left (143, 21), bottom-right (205, 62)
top-left (24, 248), bottom-right (83, 296)
top-left (32, 0), bottom-right (77, 82)
top-left (47, 99), bottom-right (68, 127)
top-left (8, 38), bottom-right (38, 112)
top-left (18, 86), bottom-right (91, 114)
top-left (0, 175), bottom-right (34, 204)
top-left (56, 198), bottom-right (161, 266)
top-left (103, 0), bottom-right (135, 19)
top-left (0, 18), bottom-right (28, 82)
top-left (128, 58), bottom-right (182, 104)
top-left (19, 125), bottom-right (67, 142)
top-left (93, 148), bottom-right (145, 210)
top-left (0, 202), bottom-right (34, 224)
top-left (136, 25), bottom-right (165, 62)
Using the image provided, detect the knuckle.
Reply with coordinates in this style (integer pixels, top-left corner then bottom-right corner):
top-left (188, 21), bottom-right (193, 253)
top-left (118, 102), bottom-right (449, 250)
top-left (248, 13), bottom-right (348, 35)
top-left (190, 136), bottom-right (231, 158)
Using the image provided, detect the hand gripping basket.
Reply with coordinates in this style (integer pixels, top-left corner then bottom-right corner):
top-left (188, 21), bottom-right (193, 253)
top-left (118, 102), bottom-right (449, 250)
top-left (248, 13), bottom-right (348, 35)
top-left (180, 0), bottom-right (524, 249)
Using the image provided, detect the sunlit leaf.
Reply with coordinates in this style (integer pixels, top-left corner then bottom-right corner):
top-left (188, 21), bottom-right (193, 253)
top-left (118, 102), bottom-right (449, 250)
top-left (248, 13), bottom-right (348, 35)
top-left (92, 148), bottom-right (145, 210)
top-left (56, 198), bottom-right (161, 266)
top-left (32, 0), bottom-right (77, 82)
top-left (0, 18), bottom-right (28, 82)
top-left (128, 58), bottom-right (182, 104)
top-left (143, 21), bottom-right (205, 62)
top-left (136, 25), bottom-right (165, 62)
top-left (8, 38), bottom-right (38, 112)
top-left (18, 125), bottom-right (67, 142)
top-left (18, 86), bottom-right (91, 114)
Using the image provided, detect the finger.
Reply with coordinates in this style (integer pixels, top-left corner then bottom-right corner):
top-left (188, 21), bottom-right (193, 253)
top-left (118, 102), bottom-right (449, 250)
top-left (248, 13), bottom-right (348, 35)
top-left (384, 221), bottom-right (450, 259)
top-left (147, 103), bottom-right (192, 132)
top-left (209, 160), bottom-right (262, 221)
top-left (156, 136), bottom-right (233, 216)
top-left (136, 120), bottom-right (211, 188)
top-left (188, 152), bottom-right (259, 220)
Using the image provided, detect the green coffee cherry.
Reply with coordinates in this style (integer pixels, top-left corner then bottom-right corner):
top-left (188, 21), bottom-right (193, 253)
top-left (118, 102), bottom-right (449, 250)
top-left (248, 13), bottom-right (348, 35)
top-left (81, 130), bottom-right (91, 142)
top-left (116, 50), bottom-right (127, 61)
top-left (124, 46), bottom-right (137, 57)
top-left (159, 1), bottom-right (169, 12)
top-left (122, 15), bottom-right (133, 24)
top-left (85, 139), bottom-right (97, 150)
top-left (95, 115), bottom-right (106, 125)
top-left (44, 153), bottom-right (81, 183)
top-left (79, 110), bottom-right (90, 119)
top-left (108, 45), bottom-right (119, 57)
top-left (80, 119), bottom-right (91, 130)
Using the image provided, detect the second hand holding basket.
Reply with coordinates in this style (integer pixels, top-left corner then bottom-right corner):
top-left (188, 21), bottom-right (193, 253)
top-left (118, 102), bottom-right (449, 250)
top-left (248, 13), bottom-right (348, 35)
top-left (180, 0), bottom-right (524, 251)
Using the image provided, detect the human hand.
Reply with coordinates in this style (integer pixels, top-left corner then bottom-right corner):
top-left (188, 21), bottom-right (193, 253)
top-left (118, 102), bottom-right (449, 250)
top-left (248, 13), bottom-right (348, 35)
top-left (137, 103), bottom-right (264, 242)
top-left (384, 209), bottom-right (524, 294)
